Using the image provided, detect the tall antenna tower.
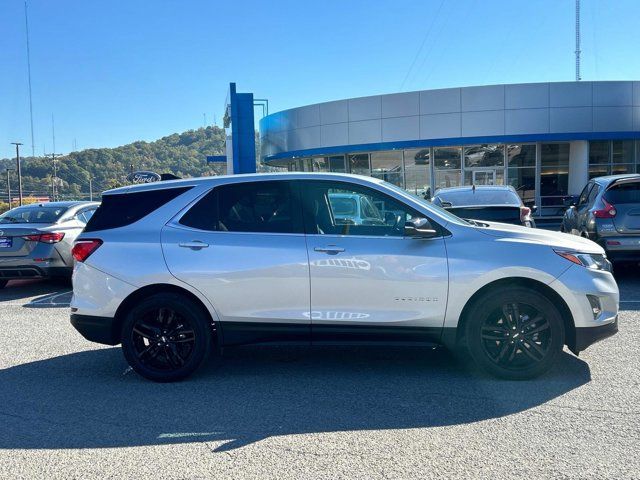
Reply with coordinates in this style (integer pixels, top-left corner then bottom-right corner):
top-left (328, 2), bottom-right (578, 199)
top-left (575, 0), bottom-right (581, 81)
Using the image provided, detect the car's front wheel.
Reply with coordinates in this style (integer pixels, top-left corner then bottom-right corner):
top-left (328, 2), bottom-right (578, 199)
top-left (465, 287), bottom-right (564, 380)
top-left (121, 293), bottom-right (212, 382)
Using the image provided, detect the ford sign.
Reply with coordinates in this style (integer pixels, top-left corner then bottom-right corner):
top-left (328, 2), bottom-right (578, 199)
top-left (127, 171), bottom-right (162, 184)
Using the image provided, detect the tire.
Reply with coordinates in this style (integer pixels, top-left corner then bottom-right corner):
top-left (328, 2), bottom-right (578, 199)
top-left (0, 280), bottom-right (7, 289)
top-left (465, 287), bottom-right (565, 380)
top-left (121, 293), bottom-right (212, 382)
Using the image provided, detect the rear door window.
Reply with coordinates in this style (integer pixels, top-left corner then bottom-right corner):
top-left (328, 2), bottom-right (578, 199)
top-left (84, 187), bottom-right (191, 232)
top-left (179, 181), bottom-right (302, 234)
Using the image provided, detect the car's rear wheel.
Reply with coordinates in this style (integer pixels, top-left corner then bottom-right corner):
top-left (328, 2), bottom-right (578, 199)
top-left (465, 287), bottom-right (564, 380)
top-left (121, 293), bottom-right (212, 382)
top-left (0, 280), bottom-right (7, 289)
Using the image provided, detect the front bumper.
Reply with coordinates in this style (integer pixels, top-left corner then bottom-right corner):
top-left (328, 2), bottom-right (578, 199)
top-left (70, 313), bottom-right (120, 345)
top-left (574, 315), bottom-right (618, 353)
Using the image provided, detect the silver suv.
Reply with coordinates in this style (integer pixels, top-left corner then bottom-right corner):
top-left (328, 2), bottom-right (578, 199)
top-left (70, 173), bottom-right (618, 382)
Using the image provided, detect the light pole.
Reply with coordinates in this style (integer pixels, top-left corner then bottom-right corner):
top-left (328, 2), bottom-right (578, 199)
top-left (10, 142), bottom-right (24, 206)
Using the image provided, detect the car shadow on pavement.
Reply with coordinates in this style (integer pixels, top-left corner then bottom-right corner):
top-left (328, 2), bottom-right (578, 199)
top-left (0, 345), bottom-right (590, 452)
top-left (0, 279), bottom-right (71, 306)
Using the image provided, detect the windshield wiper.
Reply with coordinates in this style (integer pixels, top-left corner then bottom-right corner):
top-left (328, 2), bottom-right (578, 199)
top-left (0, 217), bottom-right (19, 224)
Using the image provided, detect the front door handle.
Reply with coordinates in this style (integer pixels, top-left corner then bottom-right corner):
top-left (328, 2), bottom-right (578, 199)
top-left (179, 241), bottom-right (209, 250)
top-left (314, 246), bottom-right (345, 255)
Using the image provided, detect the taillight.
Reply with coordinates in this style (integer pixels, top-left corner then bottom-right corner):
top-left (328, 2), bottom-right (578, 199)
top-left (593, 198), bottom-right (617, 218)
top-left (22, 232), bottom-right (65, 243)
top-left (520, 206), bottom-right (532, 223)
top-left (72, 239), bottom-right (103, 262)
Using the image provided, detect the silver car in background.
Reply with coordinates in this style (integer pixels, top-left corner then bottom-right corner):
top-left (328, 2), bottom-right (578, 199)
top-left (0, 201), bottom-right (99, 288)
top-left (69, 173), bottom-right (618, 382)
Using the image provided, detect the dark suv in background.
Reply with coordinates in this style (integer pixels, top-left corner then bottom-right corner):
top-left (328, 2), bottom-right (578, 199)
top-left (561, 174), bottom-right (640, 263)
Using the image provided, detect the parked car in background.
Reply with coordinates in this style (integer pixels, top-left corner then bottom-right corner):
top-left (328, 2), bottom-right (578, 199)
top-left (69, 173), bottom-right (617, 383)
top-left (0, 201), bottom-right (100, 288)
top-left (431, 185), bottom-right (536, 227)
top-left (561, 174), bottom-right (640, 264)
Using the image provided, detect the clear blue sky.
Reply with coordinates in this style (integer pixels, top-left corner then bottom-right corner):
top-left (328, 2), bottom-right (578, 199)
top-left (2, 0), bottom-right (639, 159)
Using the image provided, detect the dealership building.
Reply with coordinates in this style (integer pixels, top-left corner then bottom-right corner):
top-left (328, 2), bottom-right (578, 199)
top-left (242, 81), bottom-right (638, 218)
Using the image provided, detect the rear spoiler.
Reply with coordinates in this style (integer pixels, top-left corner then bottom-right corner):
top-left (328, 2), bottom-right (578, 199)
top-left (607, 176), bottom-right (640, 189)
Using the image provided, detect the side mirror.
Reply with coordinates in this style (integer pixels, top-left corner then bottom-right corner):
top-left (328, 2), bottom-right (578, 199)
top-left (404, 217), bottom-right (438, 238)
top-left (563, 196), bottom-right (578, 208)
top-left (440, 201), bottom-right (453, 208)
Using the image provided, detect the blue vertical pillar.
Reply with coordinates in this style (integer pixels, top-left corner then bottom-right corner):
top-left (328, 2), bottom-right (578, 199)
top-left (225, 83), bottom-right (256, 174)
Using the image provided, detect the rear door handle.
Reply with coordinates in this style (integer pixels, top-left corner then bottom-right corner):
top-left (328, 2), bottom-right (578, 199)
top-left (314, 246), bottom-right (345, 255)
top-left (179, 241), bottom-right (209, 250)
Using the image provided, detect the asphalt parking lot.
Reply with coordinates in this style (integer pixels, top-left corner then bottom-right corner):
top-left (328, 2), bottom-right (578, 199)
top-left (0, 272), bottom-right (639, 480)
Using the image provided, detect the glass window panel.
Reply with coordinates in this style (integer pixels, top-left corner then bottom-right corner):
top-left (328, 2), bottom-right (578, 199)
top-left (507, 167), bottom-right (536, 206)
top-left (348, 153), bottom-right (370, 175)
top-left (612, 140), bottom-right (634, 164)
top-left (463, 144), bottom-right (504, 168)
top-left (403, 148), bottom-right (432, 198)
top-left (612, 163), bottom-right (634, 175)
top-left (541, 143), bottom-right (570, 167)
top-left (371, 151), bottom-right (404, 187)
top-left (434, 147), bottom-right (461, 169)
top-left (328, 155), bottom-right (346, 172)
top-left (589, 141), bottom-right (609, 165)
top-left (507, 144), bottom-right (536, 167)
top-left (463, 170), bottom-right (504, 186)
top-left (540, 165), bottom-right (568, 198)
top-left (312, 157), bottom-right (329, 172)
top-left (589, 164), bottom-right (610, 179)
top-left (434, 169), bottom-right (461, 190)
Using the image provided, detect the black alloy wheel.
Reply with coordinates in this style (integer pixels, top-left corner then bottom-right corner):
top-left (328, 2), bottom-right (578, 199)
top-left (480, 302), bottom-right (551, 370)
top-left (121, 293), bottom-right (212, 382)
top-left (131, 307), bottom-right (196, 371)
top-left (466, 287), bottom-right (564, 380)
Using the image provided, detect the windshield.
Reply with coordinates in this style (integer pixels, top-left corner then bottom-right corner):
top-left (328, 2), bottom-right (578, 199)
top-left (0, 205), bottom-right (68, 224)
top-left (434, 189), bottom-right (521, 207)
top-left (381, 181), bottom-right (470, 226)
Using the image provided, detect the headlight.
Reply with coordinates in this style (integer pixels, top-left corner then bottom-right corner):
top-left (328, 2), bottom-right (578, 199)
top-left (554, 250), bottom-right (612, 272)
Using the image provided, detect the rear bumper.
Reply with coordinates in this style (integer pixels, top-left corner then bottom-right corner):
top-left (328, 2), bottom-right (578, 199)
top-left (0, 265), bottom-right (71, 280)
top-left (70, 313), bottom-right (120, 345)
top-left (574, 316), bottom-right (618, 353)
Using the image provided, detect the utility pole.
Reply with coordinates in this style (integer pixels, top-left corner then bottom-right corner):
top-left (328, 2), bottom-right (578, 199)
top-left (45, 152), bottom-right (60, 201)
top-left (575, 0), bottom-right (581, 81)
top-left (24, 1), bottom-right (35, 157)
top-left (11, 142), bottom-right (24, 206)
top-left (5, 169), bottom-right (14, 206)
top-left (89, 177), bottom-right (93, 201)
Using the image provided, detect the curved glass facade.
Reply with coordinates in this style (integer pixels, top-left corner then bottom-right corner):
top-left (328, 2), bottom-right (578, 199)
top-left (270, 140), bottom-right (640, 215)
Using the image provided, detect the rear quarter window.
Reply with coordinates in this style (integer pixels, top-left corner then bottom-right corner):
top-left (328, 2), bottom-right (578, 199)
top-left (84, 187), bottom-right (191, 232)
